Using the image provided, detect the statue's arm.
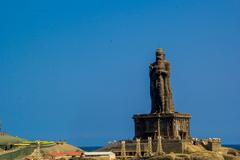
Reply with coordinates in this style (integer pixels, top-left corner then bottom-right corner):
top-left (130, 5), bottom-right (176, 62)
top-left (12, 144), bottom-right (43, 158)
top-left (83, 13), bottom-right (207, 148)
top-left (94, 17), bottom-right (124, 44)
top-left (165, 61), bottom-right (171, 75)
top-left (149, 63), bottom-right (154, 70)
top-left (149, 63), bottom-right (154, 76)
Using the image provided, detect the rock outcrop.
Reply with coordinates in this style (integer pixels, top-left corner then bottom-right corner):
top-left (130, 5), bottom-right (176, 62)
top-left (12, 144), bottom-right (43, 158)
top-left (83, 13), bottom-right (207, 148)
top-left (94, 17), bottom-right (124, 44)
top-left (147, 144), bottom-right (239, 160)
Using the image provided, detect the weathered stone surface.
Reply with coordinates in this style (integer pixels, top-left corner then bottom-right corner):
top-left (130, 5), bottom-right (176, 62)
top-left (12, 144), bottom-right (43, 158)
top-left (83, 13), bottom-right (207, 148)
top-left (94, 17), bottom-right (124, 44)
top-left (183, 142), bottom-right (205, 154)
top-left (150, 48), bottom-right (175, 113)
top-left (175, 153), bottom-right (191, 160)
top-left (145, 140), bottom-right (240, 160)
top-left (218, 147), bottom-right (239, 156)
top-left (148, 152), bottom-right (225, 160)
top-left (190, 151), bottom-right (224, 160)
top-left (133, 49), bottom-right (191, 141)
top-left (149, 154), bottom-right (175, 160)
top-left (222, 154), bottom-right (239, 160)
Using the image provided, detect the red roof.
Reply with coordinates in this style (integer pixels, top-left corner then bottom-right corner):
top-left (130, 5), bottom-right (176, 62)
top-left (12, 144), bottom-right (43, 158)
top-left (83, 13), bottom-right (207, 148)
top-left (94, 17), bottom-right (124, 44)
top-left (49, 152), bottom-right (65, 157)
top-left (49, 152), bottom-right (82, 157)
top-left (65, 151), bottom-right (82, 156)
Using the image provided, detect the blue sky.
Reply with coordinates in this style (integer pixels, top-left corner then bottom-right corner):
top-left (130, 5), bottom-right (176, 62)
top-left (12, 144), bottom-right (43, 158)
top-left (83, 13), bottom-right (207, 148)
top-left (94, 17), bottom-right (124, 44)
top-left (0, 0), bottom-right (239, 146)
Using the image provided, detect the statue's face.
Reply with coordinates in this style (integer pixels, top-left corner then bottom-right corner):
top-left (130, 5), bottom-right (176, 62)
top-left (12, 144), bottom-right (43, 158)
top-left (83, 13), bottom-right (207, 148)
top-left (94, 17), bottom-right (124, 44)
top-left (156, 54), bottom-right (165, 61)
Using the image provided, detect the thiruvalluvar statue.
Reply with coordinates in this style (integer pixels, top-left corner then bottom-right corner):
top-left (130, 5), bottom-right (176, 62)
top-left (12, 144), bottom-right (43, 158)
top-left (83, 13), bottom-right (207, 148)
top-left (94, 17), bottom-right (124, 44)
top-left (150, 48), bottom-right (175, 113)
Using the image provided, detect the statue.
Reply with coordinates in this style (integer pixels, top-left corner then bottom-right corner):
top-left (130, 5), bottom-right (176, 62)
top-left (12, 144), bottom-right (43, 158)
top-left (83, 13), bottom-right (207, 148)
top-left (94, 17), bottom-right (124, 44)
top-left (150, 48), bottom-right (175, 113)
top-left (133, 48), bottom-right (191, 141)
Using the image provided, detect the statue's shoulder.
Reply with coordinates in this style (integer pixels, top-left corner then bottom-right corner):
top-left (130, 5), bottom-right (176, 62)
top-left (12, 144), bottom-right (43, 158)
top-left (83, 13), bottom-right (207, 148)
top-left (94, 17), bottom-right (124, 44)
top-left (164, 60), bottom-right (170, 64)
top-left (164, 60), bottom-right (171, 71)
top-left (149, 62), bottom-right (156, 68)
top-left (149, 62), bottom-right (157, 69)
top-left (164, 60), bottom-right (170, 66)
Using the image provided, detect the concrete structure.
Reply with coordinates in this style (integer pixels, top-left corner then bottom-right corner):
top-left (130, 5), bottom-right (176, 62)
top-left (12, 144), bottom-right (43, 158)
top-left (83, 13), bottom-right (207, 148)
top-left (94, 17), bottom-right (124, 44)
top-left (48, 152), bottom-right (82, 160)
top-left (120, 141), bottom-right (126, 159)
top-left (192, 138), bottom-right (221, 152)
top-left (84, 152), bottom-right (116, 160)
top-left (135, 138), bottom-right (141, 158)
top-left (156, 136), bottom-right (164, 156)
top-left (98, 139), bottom-right (188, 157)
top-left (146, 137), bottom-right (152, 156)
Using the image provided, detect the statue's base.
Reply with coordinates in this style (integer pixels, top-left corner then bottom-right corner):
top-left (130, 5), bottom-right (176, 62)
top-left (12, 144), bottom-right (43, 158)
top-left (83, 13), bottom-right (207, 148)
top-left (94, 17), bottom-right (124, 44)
top-left (133, 112), bottom-right (191, 140)
top-left (97, 139), bottom-right (191, 156)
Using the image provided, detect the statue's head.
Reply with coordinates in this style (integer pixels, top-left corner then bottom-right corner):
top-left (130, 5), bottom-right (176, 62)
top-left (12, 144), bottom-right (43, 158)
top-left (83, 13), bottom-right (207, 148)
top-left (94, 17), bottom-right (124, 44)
top-left (156, 48), bottom-right (165, 61)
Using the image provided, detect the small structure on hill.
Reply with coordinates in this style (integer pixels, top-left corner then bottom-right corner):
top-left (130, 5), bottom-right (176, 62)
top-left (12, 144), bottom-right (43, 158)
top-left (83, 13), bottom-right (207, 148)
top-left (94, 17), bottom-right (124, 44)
top-left (84, 152), bottom-right (116, 160)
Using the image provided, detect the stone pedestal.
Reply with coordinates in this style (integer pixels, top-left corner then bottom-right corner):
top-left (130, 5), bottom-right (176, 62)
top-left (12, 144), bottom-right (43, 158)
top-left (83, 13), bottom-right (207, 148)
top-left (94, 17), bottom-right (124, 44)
top-left (133, 113), bottom-right (191, 140)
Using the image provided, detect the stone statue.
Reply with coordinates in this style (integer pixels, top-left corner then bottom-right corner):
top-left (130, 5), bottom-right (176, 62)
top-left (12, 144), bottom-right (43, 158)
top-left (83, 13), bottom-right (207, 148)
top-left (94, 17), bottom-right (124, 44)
top-left (133, 48), bottom-right (191, 140)
top-left (150, 48), bottom-right (175, 113)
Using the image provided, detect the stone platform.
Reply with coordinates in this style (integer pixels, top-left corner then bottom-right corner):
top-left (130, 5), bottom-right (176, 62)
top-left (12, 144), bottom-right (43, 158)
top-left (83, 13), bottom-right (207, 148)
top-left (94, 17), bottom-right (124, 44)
top-left (97, 139), bottom-right (191, 157)
top-left (133, 112), bottom-right (191, 140)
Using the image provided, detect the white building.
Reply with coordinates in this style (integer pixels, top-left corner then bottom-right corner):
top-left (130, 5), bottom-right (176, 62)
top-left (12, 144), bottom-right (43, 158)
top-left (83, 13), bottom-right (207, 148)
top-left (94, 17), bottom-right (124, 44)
top-left (84, 151), bottom-right (116, 160)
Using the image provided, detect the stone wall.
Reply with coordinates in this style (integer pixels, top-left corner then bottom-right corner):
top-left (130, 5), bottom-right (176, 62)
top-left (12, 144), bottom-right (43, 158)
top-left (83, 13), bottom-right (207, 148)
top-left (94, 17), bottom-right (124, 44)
top-left (133, 113), bottom-right (191, 140)
top-left (152, 139), bottom-right (188, 153)
top-left (205, 141), bottom-right (221, 151)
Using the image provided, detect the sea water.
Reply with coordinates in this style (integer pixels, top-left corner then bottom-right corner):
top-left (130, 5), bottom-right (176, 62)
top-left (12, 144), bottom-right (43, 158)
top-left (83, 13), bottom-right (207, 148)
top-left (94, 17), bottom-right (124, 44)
top-left (223, 145), bottom-right (240, 150)
top-left (80, 146), bottom-right (102, 151)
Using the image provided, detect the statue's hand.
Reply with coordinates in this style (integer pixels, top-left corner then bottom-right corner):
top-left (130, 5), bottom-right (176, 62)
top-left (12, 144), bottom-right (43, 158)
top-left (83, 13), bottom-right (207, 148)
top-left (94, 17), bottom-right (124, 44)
top-left (158, 70), bottom-right (168, 75)
top-left (149, 65), bottom-right (154, 70)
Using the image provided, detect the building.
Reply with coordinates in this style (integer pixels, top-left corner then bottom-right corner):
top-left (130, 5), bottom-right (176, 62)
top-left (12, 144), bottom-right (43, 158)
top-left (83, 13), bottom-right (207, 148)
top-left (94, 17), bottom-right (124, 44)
top-left (48, 151), bottom-right (82, 160)
top-left (84, 152), bottom-right (116, 160)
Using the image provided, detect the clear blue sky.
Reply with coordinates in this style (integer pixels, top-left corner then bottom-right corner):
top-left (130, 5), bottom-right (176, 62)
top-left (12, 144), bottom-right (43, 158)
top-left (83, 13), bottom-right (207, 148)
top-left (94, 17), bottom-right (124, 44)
top-left (0, 0), bottom-right (239, 146)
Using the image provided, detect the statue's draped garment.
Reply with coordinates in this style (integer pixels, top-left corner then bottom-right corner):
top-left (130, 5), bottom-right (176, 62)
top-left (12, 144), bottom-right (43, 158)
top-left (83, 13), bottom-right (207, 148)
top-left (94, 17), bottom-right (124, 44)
top-left (150, 50), bottom-right (175, 113)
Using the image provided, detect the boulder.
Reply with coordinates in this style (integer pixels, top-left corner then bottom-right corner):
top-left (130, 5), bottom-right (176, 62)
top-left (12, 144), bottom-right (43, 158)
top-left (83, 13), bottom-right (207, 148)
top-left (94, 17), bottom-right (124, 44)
top-left (190, 151), bottom-right (224, 160)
